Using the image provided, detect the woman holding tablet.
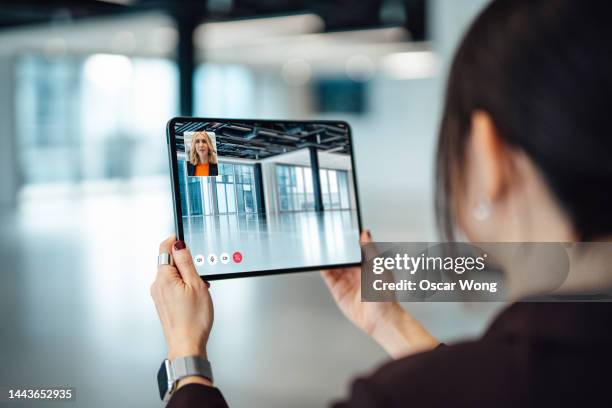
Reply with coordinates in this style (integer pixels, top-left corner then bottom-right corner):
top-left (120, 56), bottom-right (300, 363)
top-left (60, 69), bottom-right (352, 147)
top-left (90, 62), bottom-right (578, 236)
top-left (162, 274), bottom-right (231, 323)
top-left (152, 0), bottom-right (612, 406)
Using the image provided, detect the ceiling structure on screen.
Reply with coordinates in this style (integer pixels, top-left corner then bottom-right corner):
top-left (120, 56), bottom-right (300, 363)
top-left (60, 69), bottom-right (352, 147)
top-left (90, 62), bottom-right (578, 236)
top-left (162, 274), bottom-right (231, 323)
top-left (174, 121), bottom-right (350, 160)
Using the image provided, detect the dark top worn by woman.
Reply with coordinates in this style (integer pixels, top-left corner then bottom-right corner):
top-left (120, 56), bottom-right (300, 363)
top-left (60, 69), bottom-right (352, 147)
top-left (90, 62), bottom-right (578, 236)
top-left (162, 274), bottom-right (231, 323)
top-left (167, 302), bottom-right (612, 407)
top-left (187, 162), bottom-right (218, 177)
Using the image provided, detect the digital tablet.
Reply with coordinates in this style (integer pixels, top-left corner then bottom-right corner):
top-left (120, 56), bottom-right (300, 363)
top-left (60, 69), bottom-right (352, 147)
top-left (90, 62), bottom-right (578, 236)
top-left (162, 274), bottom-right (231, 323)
top-left (166, 117), bottom-right (363, 280)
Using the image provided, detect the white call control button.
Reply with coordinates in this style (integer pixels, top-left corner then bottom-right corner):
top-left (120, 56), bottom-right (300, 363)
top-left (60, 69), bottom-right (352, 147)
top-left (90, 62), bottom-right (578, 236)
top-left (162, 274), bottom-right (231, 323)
top-left (207, 253), bottom-right (218, 266)
top-left (194, 255), bottom-right (205, 266)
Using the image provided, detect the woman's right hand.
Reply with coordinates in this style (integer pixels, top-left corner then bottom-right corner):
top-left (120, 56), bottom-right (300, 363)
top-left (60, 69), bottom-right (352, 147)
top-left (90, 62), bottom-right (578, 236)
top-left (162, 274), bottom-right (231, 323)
top-left (321, 230), bottom-right (439, 358)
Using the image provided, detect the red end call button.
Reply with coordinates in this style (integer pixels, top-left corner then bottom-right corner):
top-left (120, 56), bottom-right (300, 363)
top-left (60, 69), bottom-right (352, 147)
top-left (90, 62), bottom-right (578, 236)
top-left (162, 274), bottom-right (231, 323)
top-left (232, 251), bottom-right (243, 263)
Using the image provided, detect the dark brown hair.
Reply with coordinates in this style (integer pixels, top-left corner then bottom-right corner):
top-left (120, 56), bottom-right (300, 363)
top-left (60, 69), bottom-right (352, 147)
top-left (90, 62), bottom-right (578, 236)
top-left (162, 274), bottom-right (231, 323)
top-left (436, 0), bottom-right (612, 241)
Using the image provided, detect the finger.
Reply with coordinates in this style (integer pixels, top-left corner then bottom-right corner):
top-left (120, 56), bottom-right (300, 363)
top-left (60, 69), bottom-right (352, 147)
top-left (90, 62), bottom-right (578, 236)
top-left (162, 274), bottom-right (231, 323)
top-left (172, 240), bottom-right (203, 287)
top-left (158, 234), bottom-right (175, 254)
top-left (157, 235), bottom-right (180, 281)
top-left (321, 269), bottom-right (343, 285)
top-left (358, 231), bottom-right (396, 302)
top-left (322, 269), bottom-right (354, 303)
top-left (360, 229), bottom-right (372, 244)
top-left (321, 270), bottom-right (338, 287)
top-left (322, 268), bottom-right (359, 291)
top-left (361, 229), bottom-right (382, 264)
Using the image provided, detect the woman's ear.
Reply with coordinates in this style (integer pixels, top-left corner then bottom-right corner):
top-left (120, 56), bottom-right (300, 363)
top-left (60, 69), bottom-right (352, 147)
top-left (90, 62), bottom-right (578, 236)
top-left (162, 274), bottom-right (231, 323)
top-left (469, 110), bottom-right (509, 202)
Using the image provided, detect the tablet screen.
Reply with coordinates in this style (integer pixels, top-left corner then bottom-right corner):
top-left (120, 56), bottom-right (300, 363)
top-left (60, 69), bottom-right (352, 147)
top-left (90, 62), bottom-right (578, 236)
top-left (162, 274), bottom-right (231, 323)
top-left (169, 119), bottom-right (362, 278)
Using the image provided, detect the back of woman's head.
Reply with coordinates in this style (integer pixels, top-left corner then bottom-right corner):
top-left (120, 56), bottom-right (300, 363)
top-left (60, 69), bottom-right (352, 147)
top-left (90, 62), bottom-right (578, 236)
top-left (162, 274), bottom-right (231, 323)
top-left (437, 0), bottom-right (612, 241)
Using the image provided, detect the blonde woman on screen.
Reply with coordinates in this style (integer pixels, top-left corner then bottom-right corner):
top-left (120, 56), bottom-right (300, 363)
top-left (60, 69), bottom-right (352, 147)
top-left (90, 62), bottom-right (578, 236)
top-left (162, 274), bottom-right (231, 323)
top-left (187, 131), bottom-right (219, 177)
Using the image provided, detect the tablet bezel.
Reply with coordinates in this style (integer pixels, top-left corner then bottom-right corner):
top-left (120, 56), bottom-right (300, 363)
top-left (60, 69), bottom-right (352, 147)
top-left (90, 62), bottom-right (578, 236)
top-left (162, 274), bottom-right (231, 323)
top-left (166, 117), bottom-right (364, 280)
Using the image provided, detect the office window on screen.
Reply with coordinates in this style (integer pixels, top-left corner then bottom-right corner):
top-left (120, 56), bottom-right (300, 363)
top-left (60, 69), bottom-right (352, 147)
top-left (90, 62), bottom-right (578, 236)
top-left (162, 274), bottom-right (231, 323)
top-left (276, 164), bottom-right (351, 212)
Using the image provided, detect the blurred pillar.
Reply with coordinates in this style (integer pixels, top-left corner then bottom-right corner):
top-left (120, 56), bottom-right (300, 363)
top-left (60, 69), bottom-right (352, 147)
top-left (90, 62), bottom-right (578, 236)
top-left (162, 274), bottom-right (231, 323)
top-left (0, 57), bottom-right (19, 208)
top-left (309, 147), bottom-right (324, 212)
top-left (404, 0), bottom-right (427, 41)
top-left (173, 6), bottom-right (202, 116)
top-left (210, 178), bottom-right (219, 215)
top-left (253, 163), bottom-right (266, 214)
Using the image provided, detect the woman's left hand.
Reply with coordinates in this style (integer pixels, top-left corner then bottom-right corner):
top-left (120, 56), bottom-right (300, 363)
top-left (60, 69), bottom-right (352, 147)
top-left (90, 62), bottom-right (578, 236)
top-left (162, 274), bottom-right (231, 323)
top-left (151, 235), bottom-right (213, 362)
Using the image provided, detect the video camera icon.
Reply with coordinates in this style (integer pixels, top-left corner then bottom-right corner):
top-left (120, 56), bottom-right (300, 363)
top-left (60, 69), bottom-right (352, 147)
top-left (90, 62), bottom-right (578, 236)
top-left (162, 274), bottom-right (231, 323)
top-left (194, 254), bottom-right (205, 266)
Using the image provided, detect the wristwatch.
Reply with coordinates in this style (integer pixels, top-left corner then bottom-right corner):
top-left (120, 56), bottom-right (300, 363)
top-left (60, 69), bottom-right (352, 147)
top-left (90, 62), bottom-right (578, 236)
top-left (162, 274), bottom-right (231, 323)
top-left (157, 356), bottom-right (214, 402)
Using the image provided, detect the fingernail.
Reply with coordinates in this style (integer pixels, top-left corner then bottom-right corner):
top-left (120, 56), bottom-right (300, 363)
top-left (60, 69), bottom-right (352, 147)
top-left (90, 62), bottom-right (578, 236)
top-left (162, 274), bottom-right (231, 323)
top-left (367, 230), bottom-right (372, 239)
top-left (174, 240), bottom-right (186, 250)
top-left (204, 280), bottom-right (210, 288)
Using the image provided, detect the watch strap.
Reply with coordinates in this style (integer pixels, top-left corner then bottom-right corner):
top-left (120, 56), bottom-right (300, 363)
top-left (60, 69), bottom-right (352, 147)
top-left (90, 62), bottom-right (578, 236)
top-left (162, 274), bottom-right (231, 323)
top-left (172, 356), bottom-right (214, 383)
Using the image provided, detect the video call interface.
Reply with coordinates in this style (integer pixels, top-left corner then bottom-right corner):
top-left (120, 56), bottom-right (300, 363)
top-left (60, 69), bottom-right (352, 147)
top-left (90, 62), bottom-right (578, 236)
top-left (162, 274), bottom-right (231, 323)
top-left (172, 120), bottom-right (361, 276)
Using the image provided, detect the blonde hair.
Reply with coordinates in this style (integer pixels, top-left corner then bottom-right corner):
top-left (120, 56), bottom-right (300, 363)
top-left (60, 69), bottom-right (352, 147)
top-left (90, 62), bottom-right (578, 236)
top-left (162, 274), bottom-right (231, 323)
top-left (189, 131), bottom-right (218, 165)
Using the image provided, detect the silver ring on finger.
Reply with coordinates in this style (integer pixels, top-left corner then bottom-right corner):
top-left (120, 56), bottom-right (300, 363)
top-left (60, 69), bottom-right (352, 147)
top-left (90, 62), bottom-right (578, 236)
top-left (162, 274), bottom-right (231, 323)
top-left (158, 252), bottom-right (174, 267)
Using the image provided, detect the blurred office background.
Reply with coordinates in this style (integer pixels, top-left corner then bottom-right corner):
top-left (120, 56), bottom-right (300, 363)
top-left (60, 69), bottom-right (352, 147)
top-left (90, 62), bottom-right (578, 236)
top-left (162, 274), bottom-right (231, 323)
top-left (0, 0), bottom-right (503, 406)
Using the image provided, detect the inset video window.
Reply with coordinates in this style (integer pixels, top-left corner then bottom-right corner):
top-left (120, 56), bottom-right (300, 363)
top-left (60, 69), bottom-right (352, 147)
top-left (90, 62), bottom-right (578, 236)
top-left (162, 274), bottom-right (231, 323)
top-left (184, 131), bottom-right (219, 177)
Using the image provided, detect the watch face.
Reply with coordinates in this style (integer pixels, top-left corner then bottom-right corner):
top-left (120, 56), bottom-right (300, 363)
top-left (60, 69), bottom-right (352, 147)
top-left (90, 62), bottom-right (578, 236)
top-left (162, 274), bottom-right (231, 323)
top-left (157, 359), bottom-right (172, 401)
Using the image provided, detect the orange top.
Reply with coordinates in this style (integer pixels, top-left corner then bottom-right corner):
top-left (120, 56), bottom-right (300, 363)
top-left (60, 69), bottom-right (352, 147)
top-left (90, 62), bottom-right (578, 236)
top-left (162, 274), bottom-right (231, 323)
top-left (195, 163), bottom-right (209, 176)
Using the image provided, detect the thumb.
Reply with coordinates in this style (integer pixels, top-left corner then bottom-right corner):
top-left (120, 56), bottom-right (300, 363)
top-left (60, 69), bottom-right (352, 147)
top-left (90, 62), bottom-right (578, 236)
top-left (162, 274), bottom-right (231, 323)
top-left (171, 240), bottom-right (202, 287)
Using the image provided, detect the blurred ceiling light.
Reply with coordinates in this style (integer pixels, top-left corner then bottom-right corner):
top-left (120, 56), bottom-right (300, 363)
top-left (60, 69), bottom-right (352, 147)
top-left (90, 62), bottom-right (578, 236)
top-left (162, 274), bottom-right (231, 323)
top-left (195, 14), bottom-right (324, 49)
top-left (150, 26), bottom-right (177, 54)
top-left (43, 37), bottom-right (67, 59)
top-left (281, 58), bottom-right (312, 86)
top-left (298, 27), bottom-right (409, 45)
top-left (345, 54), bottom-right (376, 82)
top-left (111, 30), bottom-right (136, 54)
top-left (381, 51), bottom-right (437, 79)
top-left (84, 54), bottom-right (132, 89)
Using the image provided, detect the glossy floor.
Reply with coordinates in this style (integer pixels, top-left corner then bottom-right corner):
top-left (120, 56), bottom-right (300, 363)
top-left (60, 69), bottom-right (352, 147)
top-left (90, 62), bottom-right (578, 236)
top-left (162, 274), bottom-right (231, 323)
top-left (0, 180), bottom-right (503, 407)
top-left (183, 211), bottom-right (361, 276)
